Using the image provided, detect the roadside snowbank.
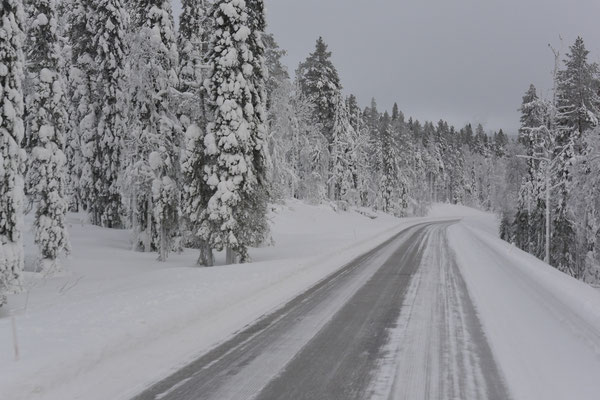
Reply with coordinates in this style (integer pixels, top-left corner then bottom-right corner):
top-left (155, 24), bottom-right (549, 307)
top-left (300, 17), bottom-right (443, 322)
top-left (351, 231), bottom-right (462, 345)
top-left (449, 209), bottom-right (600, 400)
top-left (0, 200), bottom-right (432, 400)
top-left (428, 202), bottom-right (499, 236)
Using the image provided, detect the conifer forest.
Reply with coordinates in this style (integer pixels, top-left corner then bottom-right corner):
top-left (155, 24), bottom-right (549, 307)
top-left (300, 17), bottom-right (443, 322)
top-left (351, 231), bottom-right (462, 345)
top-left (1, 2), bottom-right (600, 399)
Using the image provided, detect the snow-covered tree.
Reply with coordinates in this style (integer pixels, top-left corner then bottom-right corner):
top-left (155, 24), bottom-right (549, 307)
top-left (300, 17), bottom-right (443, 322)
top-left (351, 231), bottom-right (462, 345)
top-left (514, 84), bottom-right (551, 257)
top-left (551, 38), bottom-right (600, 272)
top-left (556, 37), bottom-right (600, 140)
top-left (24, 0), bottom-right (70, 266)
top-left (126, 0), bottom-right (181, 261)
top-left (85, 0), bottom-right (128, 228)
top-left (263, 33), bottom-right (289, 110)
top-left (269, 80), bottom-right (326, 202)
top-left (179, 0), bottom-right (214, 265)
top-left (296, 37), bottom-right (342, 142)
top-left (0, 0), bottom-right (26, 306)
top-left (57, 0), bottom-right (81, 211)
top-left (69, 0), bottom-right (97, 216)
top-left (376, 112), bottom-right (402, 214)
top-left (178, 0), bottom-right (211, 97)
top-left (328, 94), bottom-right (356, 203)
top-left (571, 127), bottom-right (600, 283)
top-left (200, 0), bottom-right (270, 264)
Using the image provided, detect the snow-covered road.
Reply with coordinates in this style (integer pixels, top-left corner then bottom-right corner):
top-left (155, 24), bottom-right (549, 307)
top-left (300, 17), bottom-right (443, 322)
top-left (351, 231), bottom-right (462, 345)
top-left (133, 221), bottom-right (510, 400)
top-left (4, 204), bottom-right (600, 400)
top-left (450, 223), bottom-right (600, 400)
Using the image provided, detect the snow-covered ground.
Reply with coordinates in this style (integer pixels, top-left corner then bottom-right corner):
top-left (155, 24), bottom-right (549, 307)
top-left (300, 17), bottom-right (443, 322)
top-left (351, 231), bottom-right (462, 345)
top-left (444, 204), bottom-right (600, 400)
top-left (0, 200), bottom-right (433, 400)
top-left (4, 201), bottom-right (600, 400)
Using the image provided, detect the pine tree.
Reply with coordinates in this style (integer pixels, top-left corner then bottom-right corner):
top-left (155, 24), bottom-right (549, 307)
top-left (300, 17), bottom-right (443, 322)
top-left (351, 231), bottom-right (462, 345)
top-left (69, 0), bottom-right (97, 217)
top-left (179, 0), bottom-right (213, 265)
top-left (329, 94), bottom-right (356, 203)
top-left (518, 85), bottom-right (539, 146)
top-left (85, 0), bottom-right (128, 228)
top-left (571, 127), bottom-right (600, 282)
top-left (178, 0), bottom-right (211, 97)
top-left (0, 0), bottom-right (26, 306)
top-left (126, 0), bottom-right (181, 261)
top-left (57, 0), bottom-right (81, 211)
top-left (296, 37), bottom-right (342, 142)
top-left (494, 129), bottom-right (508, 157)
top-left (556, 37), bottom-right (600, 140)
top-left (24, 0), bottom-right (70, 267)
top-left (551, 37), bottom-right (599, 272)
top-left (377, 112), bottom-right (402, 214)
top-left (263, 33), bottom-right (289, 109)
top-left (554, 38), bottom-right (600, 280)
top-left (515, 84), bottom-right (554, 259)
top-left (200, 0), bottom-right (270, 264)
top-left (473, 124), bottom-right (488, 155)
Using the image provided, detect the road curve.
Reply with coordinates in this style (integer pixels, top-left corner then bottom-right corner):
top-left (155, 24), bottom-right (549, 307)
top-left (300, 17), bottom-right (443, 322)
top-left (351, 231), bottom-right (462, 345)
top-left (132, 221), bottom-right (510, 400)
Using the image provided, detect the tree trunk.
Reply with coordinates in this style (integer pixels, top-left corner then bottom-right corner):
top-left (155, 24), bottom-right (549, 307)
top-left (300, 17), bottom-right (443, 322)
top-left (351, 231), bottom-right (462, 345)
top-left (158, 225), bottom-right (167, 262)
top-left (198, 240), bottom-right (214, 267)
top-left (145, 196), bottom-right (152, 253)
top-left (226, 247), bottom-right (237, 264)
top-left (545, 167), bottom-right (551, 264)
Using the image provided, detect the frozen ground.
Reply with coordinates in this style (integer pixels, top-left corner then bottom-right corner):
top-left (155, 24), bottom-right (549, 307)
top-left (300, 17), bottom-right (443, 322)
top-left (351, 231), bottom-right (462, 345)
top-left (2, 201), bottom-right (600, 400)
top-left (0, 200), bottom-right (436, 400)
top-left (445, 205), bottom-right (600, 400)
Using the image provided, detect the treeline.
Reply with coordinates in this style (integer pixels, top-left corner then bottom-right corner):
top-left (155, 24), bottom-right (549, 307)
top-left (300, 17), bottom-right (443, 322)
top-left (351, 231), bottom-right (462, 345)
top-left (268, 36), bottom-right (513, 217)
top-left (502, 37), bottom-right (600, 284)
top-left (1, 0), bottom-right (516, 306)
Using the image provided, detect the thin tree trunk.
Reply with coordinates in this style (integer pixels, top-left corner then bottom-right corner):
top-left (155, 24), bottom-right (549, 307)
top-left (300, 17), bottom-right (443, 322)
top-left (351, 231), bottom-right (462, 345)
top-left (545, 167), bottom-right (551, 264)
top-left (226, 247), bottom-right (237, 264)
top-left (198, 240), bottom-right (214, 267)
top-left (11, 315), bottom-right (19, 361)
top-left (145, 196), bottom-right (152, 253)
top-left (158, 225), bottom-right (167, 262)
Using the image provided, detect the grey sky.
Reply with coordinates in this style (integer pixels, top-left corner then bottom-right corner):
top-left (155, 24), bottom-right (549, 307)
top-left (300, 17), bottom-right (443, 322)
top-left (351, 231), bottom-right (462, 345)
top-left (172, 0), bottom-right (600, 133)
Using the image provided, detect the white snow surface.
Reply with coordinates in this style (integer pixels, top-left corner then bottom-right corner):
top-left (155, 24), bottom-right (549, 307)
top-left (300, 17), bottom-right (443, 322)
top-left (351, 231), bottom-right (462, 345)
top-left (4, 202), bottom-right (600, 400)
top-left (442, 204), bottom-right (600, 400)
top-left (0, 200), bottom-right (441, 400)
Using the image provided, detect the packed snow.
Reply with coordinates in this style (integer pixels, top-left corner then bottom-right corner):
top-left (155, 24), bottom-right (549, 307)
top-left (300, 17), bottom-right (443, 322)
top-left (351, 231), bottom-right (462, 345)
top-left (445, 205), bottom-right (600, 400)
top-left (3, 202), bottom-right (600, 399)
top-left (0, 200), bottom-right (437, 400)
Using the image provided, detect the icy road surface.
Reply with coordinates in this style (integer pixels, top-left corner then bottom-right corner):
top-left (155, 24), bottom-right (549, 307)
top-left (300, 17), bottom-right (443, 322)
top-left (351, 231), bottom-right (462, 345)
top-left (133, 222), bottom-right (510, 400)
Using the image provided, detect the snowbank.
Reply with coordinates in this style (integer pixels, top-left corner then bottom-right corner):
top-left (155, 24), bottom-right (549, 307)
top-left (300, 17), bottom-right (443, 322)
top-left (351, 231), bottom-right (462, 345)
top-left (0, 200), bottom-right (434, 400)
top-left (428, 202), bottom-right (499, 236)
top-left (449, 210), bottom-right (600, 400)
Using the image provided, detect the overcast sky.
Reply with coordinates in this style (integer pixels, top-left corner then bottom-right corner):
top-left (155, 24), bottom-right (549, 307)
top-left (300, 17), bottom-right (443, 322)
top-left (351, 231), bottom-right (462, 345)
top-left (172, 0), bottom-right (600, 133)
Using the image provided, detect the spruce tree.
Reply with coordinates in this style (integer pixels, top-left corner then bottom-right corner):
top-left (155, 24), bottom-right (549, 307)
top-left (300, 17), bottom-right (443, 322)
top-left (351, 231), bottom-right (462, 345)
top-left (24, 0), bottom-right (70, 266)
top-left (86, 0), bottom-right (128, 228)
top-left (329, 94), bottom-right (356, 203)
top-left (296, 37), bottom-right (342, 142)
top-left (377, 112), bottom-right (401, 214)
top-left (0, 0), bottom-right (26, 306)
top-left (178, 0), bottom-right (211, 97)
top-left (551, 37), bottom-right (599, 272)
top-left (556, 37), bottom-right (600, 139)
top-left (179, 0), bottom-right (213, 265)
top-left (263, 33), bottom-right (289, 109)
top-left (54, 0), bottom-right (78, 211)
top-left (126, 0), bottom-right (181, 260)
top-left (200, 0), bottom-right (270, 263)
top-left (69, 0), bottom-right (98, 217)
top-left (515, 84), bottom-right (551, 258)
top-left (518, 85), bottom-right (539, 146)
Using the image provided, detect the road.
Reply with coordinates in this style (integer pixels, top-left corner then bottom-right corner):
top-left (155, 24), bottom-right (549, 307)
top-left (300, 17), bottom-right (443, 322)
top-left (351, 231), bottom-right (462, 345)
top-left (132, 222), bottom-right (511, 400)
